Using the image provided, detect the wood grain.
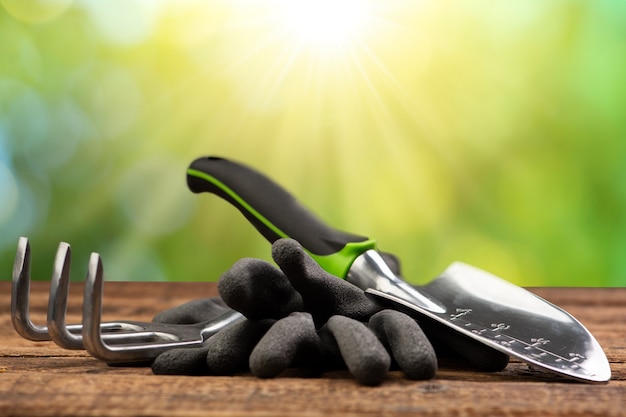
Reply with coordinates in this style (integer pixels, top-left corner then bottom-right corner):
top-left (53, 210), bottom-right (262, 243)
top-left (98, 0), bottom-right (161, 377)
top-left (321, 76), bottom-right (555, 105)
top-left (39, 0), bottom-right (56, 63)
top-left (0, 282), bottom-right (624, 417)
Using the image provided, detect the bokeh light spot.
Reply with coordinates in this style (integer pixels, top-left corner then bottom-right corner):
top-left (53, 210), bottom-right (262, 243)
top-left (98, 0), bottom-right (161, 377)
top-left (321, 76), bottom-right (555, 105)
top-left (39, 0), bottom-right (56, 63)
top-left (79, 0), bottom-right (161, 46)
top-left (7, 87), bottom-right (50, 153)
top-left (18, 38), bottom-right (43, 83)
top-left (1, 0), bottom-right (72, 24)
top-left (116, 155), bottom-right (193, 237)
top-left (0, 160), bottom-right (18, 228)
top-left (89, 67), bottom-right (143, 140)
top-left (0, 174), bottom-right (42, 251)
top-left (23, 99), bottom-right (90, 176)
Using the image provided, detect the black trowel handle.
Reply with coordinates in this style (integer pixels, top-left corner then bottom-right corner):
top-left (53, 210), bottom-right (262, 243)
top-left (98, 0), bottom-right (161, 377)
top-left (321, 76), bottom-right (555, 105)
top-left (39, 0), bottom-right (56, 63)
top-left (186, 156), bottom-right (377, 278)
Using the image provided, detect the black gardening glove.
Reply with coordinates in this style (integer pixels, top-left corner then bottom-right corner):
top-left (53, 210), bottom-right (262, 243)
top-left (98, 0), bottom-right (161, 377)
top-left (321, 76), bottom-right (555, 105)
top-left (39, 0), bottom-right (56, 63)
top-left (152, 239), bottom-right (437, 385)
top-left (152, 239), bottom-right (508, 382)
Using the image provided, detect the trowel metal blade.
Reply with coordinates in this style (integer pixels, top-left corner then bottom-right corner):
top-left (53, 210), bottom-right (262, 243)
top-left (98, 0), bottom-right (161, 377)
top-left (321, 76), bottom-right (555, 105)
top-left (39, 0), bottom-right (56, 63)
top-left (366, 262), bottom-right (611, 383)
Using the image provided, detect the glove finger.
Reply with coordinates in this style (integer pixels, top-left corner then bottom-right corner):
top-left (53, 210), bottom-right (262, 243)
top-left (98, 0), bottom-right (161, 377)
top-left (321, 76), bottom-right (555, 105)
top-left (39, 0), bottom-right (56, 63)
top-left (152, 297), bottom-right (229, 324)
top-left (218, 257), bottom-right (303, 319)
top-left (249, 312), bottom-right (319, 378)
top-left (271, 238), bottom-right (381, 325)
top-left (152, 345), bottom-right (211, 375)
top-left (324, 315), bottom-right (390, 386)
top-left (205, 318), bottom-right (276, 374)
top-left (424, 325), bottom-right (510, 372)
top-left (316, 324), bottom-right (344, 368)
top-left (368, 309), bottom-right (437, 380)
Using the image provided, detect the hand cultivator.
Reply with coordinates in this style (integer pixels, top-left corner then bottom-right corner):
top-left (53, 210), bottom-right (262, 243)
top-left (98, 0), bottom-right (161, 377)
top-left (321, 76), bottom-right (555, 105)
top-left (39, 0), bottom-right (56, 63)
top-left (11, 237), bottom-right (242, 365)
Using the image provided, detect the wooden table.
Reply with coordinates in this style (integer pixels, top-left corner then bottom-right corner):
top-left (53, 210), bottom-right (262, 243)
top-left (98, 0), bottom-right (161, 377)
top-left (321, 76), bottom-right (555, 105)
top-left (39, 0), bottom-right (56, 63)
top-left (0, 282), bottom-right (624, 416)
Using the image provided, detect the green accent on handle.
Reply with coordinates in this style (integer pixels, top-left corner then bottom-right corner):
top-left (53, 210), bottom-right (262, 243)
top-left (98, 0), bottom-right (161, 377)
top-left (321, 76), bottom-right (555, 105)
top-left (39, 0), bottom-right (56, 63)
top-left (310, 239), bottom-right (377, 278)
top-left (188, 168), bottom-right (286, 239)
top-left (187, 167), bottom-right (376, 278)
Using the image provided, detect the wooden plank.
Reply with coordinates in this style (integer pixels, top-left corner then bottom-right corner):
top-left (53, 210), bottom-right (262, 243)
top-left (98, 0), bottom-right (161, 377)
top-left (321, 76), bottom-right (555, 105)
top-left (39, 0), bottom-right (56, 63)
top-left (0, 282), bottom-right (624, 417)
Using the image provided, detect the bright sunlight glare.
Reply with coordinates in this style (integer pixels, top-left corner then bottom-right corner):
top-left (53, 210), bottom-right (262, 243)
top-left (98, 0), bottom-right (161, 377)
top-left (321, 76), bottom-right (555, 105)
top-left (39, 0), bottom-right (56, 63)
top-left (281, 0), bottom-right (370, 48)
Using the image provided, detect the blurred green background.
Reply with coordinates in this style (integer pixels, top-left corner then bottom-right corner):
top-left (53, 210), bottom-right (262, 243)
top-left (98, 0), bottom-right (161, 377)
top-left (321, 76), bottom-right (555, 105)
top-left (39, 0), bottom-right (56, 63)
top-left (0, 0), bottom-right (625, 286)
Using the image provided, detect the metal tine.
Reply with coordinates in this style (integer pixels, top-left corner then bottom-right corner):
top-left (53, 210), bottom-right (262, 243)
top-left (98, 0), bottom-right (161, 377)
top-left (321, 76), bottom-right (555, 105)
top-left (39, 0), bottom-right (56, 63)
top-left (82, 252), bottom-right (244, 365)
top-left (11, 238), bottom-right (159, 348)
top-left (47, 242), bottom-right (83, 349)
top-left (12, 237), bottom-right (117, 344)
top-left (12, 237), bottom-right (49, 341)
top-left (47, 242), bottom-right (145, 350)
top-left (12, 237), bottom-right (243, 363)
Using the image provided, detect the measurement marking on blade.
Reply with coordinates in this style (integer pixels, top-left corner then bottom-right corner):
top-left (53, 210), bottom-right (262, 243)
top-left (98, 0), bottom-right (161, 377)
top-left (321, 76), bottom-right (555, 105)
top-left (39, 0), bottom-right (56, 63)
top-left (450, 309), bottom-right (472, 320)
top-left (444, 315), bottom-right (598, 377)
top-left (556, 353), bottom-right (586, 363)
top-left (498, 339), bottom-right (516, 348)
top-left (524, 338), bottom-right (550, 350)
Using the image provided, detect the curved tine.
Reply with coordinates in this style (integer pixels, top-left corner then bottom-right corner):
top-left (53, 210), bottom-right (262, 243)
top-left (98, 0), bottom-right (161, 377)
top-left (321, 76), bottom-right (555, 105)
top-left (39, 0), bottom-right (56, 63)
top-left (82, 253), bottom-right (161, 364)
top-left (47, 243), bottom-right (84, 349)
top-left (11, 237), bottom-right (50, 341)
top-left (81, 253), bottom-right (237, 365)
top-left (82, 253), bottom-right (110, 362)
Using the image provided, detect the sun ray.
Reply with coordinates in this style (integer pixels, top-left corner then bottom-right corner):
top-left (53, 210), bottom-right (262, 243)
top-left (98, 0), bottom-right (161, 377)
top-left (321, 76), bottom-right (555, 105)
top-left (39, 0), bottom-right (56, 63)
top-left (343, 27), bottom-right (507, 236)
top-left (246, 39), bottom-right (304, 112)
